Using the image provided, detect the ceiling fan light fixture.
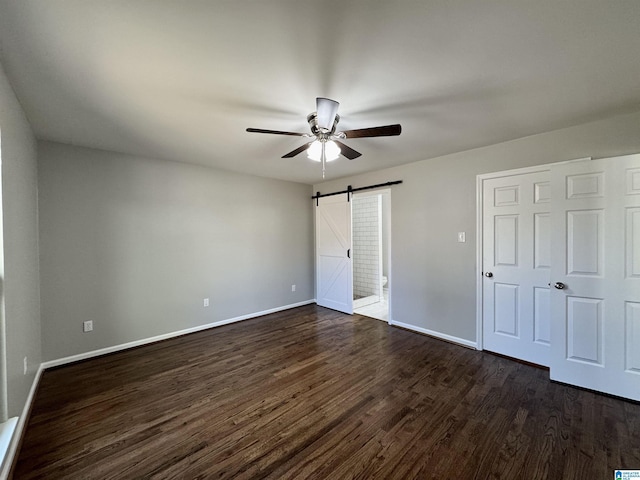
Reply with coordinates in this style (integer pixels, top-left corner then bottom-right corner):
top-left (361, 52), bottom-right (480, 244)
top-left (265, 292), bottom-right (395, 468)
top-left (307, 140), bottom-right (340, 162)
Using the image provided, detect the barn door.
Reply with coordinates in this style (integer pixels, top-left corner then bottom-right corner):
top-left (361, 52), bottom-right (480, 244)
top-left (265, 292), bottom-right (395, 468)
top-left (482, 170), bottom-right (551, 366)
top-left (316, 194), bottom-right (353, 313)
top-left (549, 154), bottom-right (640, 401)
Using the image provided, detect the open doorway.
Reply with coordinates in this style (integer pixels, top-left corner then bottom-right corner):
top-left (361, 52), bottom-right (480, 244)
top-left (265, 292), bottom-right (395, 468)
top-left (352, 190), bottom-right (390, 322)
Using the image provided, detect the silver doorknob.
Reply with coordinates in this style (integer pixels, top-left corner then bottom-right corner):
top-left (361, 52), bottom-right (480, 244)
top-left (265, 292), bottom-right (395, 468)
top-left (554, 282), bottom-right (566, 290)
top-left (485, 272), bottom-right (493, 278)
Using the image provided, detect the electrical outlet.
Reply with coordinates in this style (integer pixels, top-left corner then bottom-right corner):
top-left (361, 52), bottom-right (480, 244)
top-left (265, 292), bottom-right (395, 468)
top-left (83, 320), bottom-right (93, 332)
top-left (291, 285), bottom-right (296, 292)
top-left (23, 357), bottom-right (28, 375)
top-left (203, 298), bottom-right (210, 307)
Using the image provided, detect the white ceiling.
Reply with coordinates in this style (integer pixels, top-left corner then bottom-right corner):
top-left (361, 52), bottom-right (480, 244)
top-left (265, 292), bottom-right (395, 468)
top-left (1, 1), bottom-right (639, 184)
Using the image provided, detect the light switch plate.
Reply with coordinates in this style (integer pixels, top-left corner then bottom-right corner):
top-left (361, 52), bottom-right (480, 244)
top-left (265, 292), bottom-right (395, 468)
top-left (457, 232), bottom-right (466, 243)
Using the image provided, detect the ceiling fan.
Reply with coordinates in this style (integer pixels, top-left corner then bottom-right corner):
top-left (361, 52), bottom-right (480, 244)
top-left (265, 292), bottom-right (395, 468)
top-left (246, 97), bottom-right (401, 177)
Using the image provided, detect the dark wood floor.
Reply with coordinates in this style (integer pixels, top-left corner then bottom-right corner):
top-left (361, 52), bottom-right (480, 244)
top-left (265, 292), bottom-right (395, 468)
top-left (14, 305), bottom-right (640, 479)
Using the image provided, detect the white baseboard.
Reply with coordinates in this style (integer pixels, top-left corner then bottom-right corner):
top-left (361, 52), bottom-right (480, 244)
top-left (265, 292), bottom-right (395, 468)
top-left (43, 299), bottom-right (316, 369)
top-left (0, 364), bottom-right (45, 480)
top-left (389, 320), bottom-right (478, 349)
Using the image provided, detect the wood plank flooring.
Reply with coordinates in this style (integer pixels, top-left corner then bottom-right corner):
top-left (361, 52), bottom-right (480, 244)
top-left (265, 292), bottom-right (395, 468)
top-left (14, 305), bottom-right (640, 479)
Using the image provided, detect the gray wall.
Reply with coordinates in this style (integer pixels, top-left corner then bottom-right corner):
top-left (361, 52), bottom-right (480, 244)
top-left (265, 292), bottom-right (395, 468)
top-left (38, 141), bottom-right (314, 361)
top-left (314, 110), bottom-right (640, 343)
top-left (0, 62), bottom-right (41, 418)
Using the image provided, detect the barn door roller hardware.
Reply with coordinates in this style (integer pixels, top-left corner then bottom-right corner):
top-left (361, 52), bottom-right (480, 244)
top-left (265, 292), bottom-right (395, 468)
top-left (312, 180), bottom-right (403, 205)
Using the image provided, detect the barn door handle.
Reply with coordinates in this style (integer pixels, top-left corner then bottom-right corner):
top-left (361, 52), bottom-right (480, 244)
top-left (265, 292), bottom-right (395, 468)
top-left (554, 282), bottom-right (566, 290)
top-left (347, 249), bottom-right (351, 259)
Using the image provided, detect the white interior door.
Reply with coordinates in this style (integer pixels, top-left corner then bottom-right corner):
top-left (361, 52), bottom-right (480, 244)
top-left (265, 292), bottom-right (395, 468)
top-left (316, 194), bottom-right (353, 313)
top-left (550, 154), bottom-right (640, 401)
top-left (482, 170), bottom-right (552, 366)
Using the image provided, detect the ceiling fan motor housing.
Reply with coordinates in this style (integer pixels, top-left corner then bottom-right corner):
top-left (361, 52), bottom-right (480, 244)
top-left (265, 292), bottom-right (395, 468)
top-left (307, 112), bottom-right (340, 136)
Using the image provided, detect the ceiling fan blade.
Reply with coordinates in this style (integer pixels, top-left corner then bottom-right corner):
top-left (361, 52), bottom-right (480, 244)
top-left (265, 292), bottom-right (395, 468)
top-left (282, 142), bottom-right (314, 158)
top-left (316, 97), bottom-right (340, 130)
top-left (342, 124), bottom-right (402, 138)
top-left (333, 140), bottom-right (362, 160)
top-left (246, 128), bottom-right (306, 136)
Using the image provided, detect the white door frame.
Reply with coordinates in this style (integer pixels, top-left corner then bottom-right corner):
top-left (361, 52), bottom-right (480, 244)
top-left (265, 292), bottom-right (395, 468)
top-left (475, 158), bottom-right (591, 352)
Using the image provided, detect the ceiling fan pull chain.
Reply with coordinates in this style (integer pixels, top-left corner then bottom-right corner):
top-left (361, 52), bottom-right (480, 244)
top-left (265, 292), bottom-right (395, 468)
top-left (322, 141), bottom-right (326, 179)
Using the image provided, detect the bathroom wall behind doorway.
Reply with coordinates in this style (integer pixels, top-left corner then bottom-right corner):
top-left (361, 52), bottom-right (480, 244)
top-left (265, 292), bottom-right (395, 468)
top-left (352, 190), bottom-right (390, 322)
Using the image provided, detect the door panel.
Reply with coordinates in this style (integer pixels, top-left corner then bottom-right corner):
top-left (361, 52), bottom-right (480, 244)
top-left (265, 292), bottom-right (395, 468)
top-left (550, 154), bottom-right (640, 401)
top-left (482, 171), bottom-right (551, 366)
top-left (627, 168), bottom-right (640, 194)
top-left (566, 171), bottom-right (604, 198)
top-left (316, 194), bottom-right (352, 313)
top-left (566, 209), bottom-right (603, 276)
top-left (533, 287), bottom-right (550, 345)
top-left (627, 207), bottom-right (640, 278)
top-left (494, 283), bottom-right (519, 336)
top-left (494, 215), bottom-right (518, 266)
top-left (626, 302), bottom-right (640, 372)
top-left (534, 181), bottom-right (551, 203)
top-left (566, 296), bottom-right (603, 364)
top-left (534, 213), bottom-right (551, 268)
top-left (494, 185), bottom-right (520, 206)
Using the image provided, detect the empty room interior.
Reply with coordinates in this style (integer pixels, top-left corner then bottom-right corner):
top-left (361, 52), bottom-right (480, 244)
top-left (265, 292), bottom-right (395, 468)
top-left (0, 1), bottom-right (639, 478)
